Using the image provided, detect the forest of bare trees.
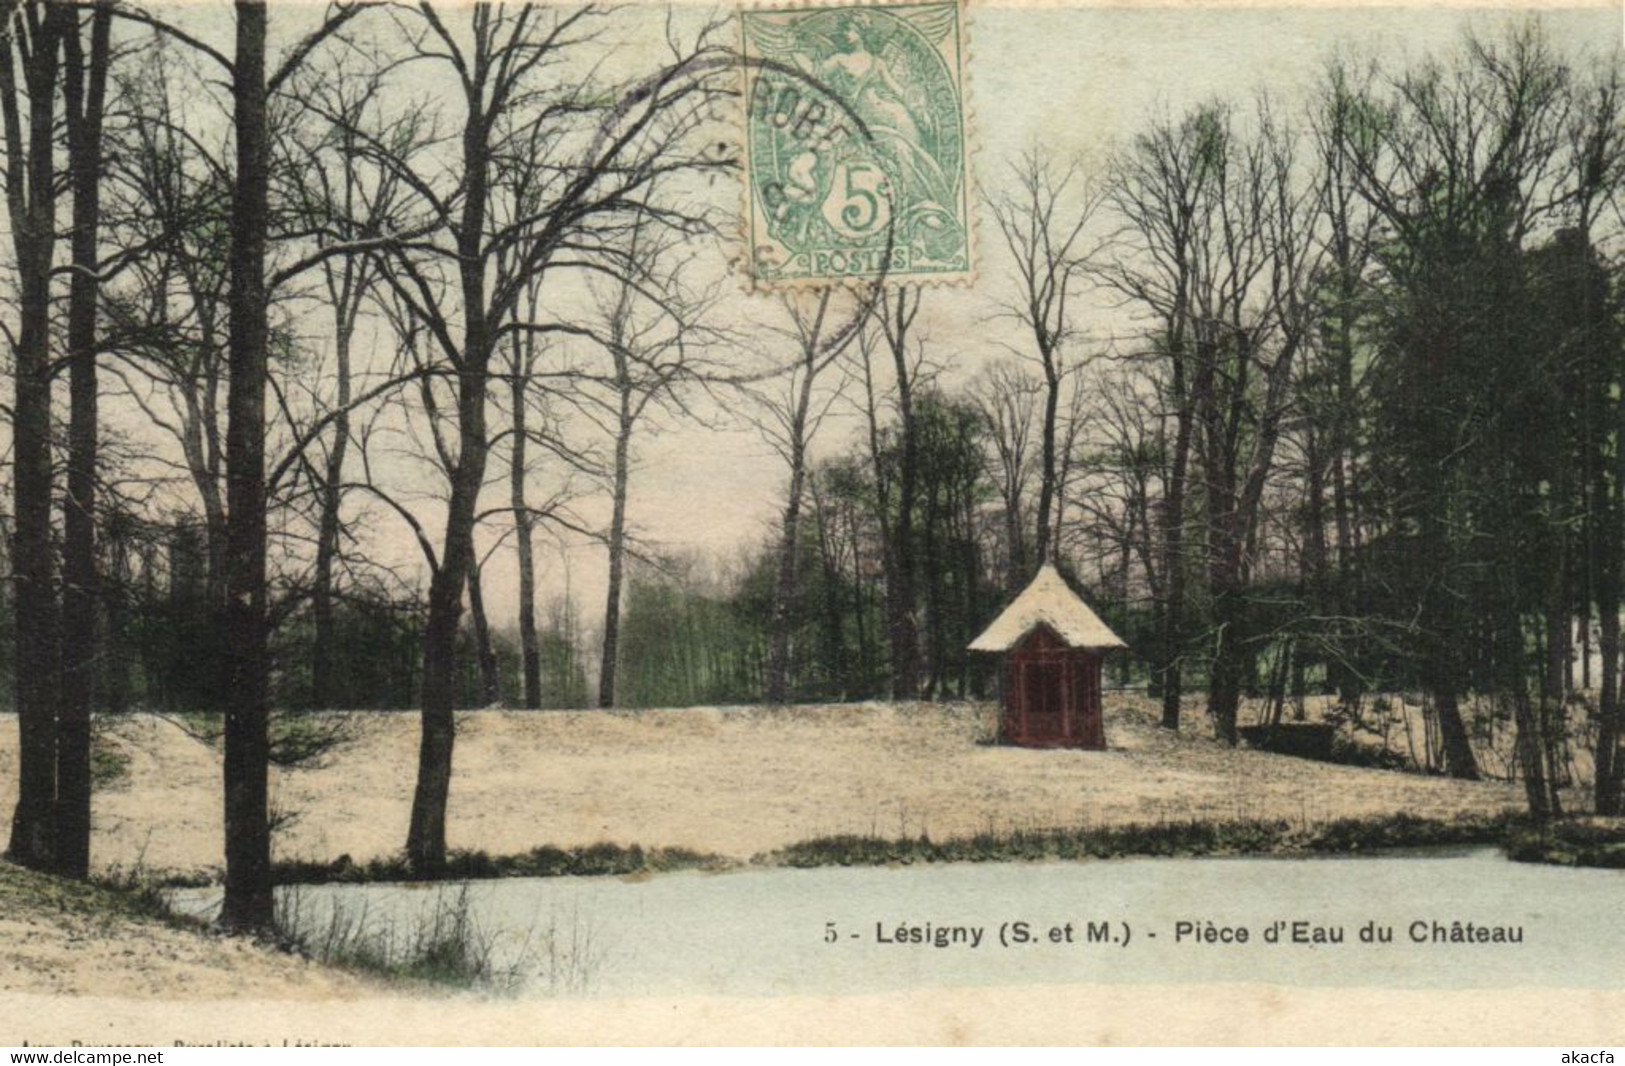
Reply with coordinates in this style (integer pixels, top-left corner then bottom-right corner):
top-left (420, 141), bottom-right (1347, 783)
top-left (1, 2), bottom-right (1622, 940)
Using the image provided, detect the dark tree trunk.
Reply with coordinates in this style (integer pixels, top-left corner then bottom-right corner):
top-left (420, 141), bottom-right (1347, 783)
top-left (104, 519), bottom-right (133, 716)
top-left (511, 345), bottom-right (541, 710)
top-left (598, 414), bottom-right (631, 709)
top-left (409, 371), bottom-right (487, 875)
top-left (1596, 597), bottom-right (1621, 814)
top-left (310, 319), bottom-right (352, 710)
top-left (56, 2), bottom-right (111, 880)
top-left (219, 0), bottom-right (273, 933)
top-left (1206, 585), bottom-right (1244, 745)
top-left (1597, 374), bottom-right (1625, 814)
top-left (922, 475), bottom-right (945, 699)
top-left (1420, 503), bottom-right (1479, 780)
top-left (1433, 681), bottom-right (1480, 783)
top-left (1328, 207), bottom-right (1362, 707)
top-left (1158, 368), bottom-right (1193, 732)
top-left (1117, 530), bottom-right (1133, 688)
top-left (1034, 351), bottom-right (1060, 565)
top-left (1005, 502), bottom-right (1025, 591)
top-left (766, 352), bottom-right (816, 705)
top-left (408, 68), bottom-right (495, 874)
top-left (468, 563), bottom-right (500, 706)
top-left (765, 466), bottom-right (807, 704)
top-left (4, 2), bottom-right (65, 872)
top-left (1512, 684), bottom-right (1553, 820)
top-left (1542, 486), bottom-right (1570, 816)
top-left (885, 293), bottom-right (920, 701)
top-left (811, 484), bottom-right (846, 699)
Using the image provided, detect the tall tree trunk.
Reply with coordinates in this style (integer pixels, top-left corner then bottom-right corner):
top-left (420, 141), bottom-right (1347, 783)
top-left (1005, 497), bottom-right (1025, 590)
top-left (1596, 593), bottom-right (1621, 814)
top-left (1302, 427), bottom-right (1330, 708)
top-left (56, 2), bottom-right (111, 880)
top-left (1117, 528), bottom-right (1133, 688)
top-left (407, 93), bottom-right (495, 875)
top-left (4, 1), bottom-right (65, 872)
top-left (820, 542), bottom-right (846, 699)
top-left (1158, 367), bottom-right (1193, 732)
top-left (598, 413), bottom-right (631, 709)
top-left (511, 344), bottom-right (541, 710)
top-left (766, 358), bottom-right (814, 704)
top-left (1420, 500), bottom-right (1479, 780)
top-left (468, 562), bottom-right (500, 706)
top-left (1034, 351), bottom-right (1060, 565)
top-left (219, 0), bottom-right (273, 932)
top-left (922, 476), bottom-right (945, 699)
top-left (1543, 492), bottom-right (1569, 815)
top-left (1512, 674), bottom-right (1553, 819)
top-left (1430, 646), bottom-right (1482, 780)
top-left (1328, 205), bottom-right (1362, 707)
top-left (1207, 575), bottom-right (1244, 744)
top-left (884, 293), bottom-right (920, 702)
top-left (104, 518), bottom-right (133, 716)
top-left (310, 320), bottom-right (352, 710)
top-left (1597, 372), bottom-right (1625, 814)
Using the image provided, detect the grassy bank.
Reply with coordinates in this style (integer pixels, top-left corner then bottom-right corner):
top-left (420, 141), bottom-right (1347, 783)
top-left (0, 855), bottom-right (188, 930)
top-left (0, 858), bottom-right (358, 998)
top-left (755, 811), bottom-right (1514, 868)
top-left (1504, 818), bottom-right (1625, 868)
top-left (177, 811), bottom-right (1521, 891)
top-left (253, 842), bottom-right (730, 888)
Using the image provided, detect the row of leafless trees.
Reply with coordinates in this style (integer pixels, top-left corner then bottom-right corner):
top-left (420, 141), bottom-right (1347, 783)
top-left (4, 4), bottom-right (1623, 945)
top-left (1042, 23), bottom-right (1625, 818)
top-left (0, 1), bottom-right (740, 933)
top-left (749, 19), bottom-right (1625, 829)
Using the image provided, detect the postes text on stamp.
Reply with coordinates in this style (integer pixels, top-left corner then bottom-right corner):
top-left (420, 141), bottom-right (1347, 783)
top-left (739, 1), bottom-right (971, 287)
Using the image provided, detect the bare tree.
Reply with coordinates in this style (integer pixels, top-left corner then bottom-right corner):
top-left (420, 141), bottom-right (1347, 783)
top-left (285, 57), bottom-right (400, 711)
top-left (56, 0), bottom-right (113, 880)
top-left (576, 225), bottom-right (722, 710)
top-left (344, 4), bottom-right (731, 875)
top-left (1, 0), bottom-right (69, 872)
top-left (1102, 101), bottom-right (1320, 743)
top-left (855, 286), bottom-right (927, 700)
top-left (218, 0), bottom-right (366, 933)
top-left (748, 290), bottom-right (860, 704)
top-left (972, 359), bottom-right (1040, 588)
top-left (506, 277), bottom-right (547, 710)
top-left (1099, 112), bottom-right (1210, 732)
top-left (100, 44), bottom-right (234, 599)
top-left (495, 274), bottom-right (600, 711)
top-left (986, 150), bottom-right (1104, 567)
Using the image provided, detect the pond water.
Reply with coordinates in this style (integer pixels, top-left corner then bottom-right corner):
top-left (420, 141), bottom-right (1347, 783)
top-left (169, 849), bottom-right (1623, 998)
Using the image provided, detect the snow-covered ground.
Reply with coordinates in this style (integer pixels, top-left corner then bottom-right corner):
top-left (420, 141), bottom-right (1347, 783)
top-left (0, 696), bottom-right (1529, 880)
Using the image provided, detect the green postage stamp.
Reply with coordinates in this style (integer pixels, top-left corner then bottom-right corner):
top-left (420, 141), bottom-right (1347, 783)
top-left (739, 2), bottom-right (972, 287)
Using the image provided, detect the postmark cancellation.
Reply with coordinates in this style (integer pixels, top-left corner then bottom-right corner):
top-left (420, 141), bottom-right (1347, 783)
top-left (739, 1), bottom-right (972, 288)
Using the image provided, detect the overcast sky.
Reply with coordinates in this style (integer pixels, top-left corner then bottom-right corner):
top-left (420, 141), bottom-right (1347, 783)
top-left (111, 2), bottom-right (1625, 638)
top-left (526, 3), bottom-right (1618, 630)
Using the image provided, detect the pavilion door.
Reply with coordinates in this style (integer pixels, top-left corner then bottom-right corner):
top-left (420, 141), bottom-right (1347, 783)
top-left (1021, 660), bottom-right (1066, 742)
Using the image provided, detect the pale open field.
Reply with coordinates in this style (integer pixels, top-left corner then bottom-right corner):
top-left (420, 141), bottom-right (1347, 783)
top-left (0, 696), bottom-right (1527, 878)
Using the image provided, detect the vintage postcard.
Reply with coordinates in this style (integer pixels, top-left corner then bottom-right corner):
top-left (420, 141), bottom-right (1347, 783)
top-left (1, 0), bottom-right (1624, 1048)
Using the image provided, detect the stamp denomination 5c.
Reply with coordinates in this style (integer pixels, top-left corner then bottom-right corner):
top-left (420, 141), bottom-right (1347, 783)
top-left (739, 2), bottom-right (971, 287)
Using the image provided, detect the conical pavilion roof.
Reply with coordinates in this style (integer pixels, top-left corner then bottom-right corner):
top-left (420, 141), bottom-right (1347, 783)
top-left (967, 563), bottom-right (1126, 652)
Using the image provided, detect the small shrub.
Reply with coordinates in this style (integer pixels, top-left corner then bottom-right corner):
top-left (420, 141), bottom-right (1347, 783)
top-left (277, 884), bottom-right (519, 990)
top-left (90, 735), bottom-right (131, 789)
top-left (275, 883), bottom-right (605, 993)
top-left (1326, 737), bottom-right (1413, 772)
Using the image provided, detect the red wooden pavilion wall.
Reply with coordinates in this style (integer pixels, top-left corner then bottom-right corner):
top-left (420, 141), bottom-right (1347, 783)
top-left (1000, 625), bottom-right (1105, 749)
